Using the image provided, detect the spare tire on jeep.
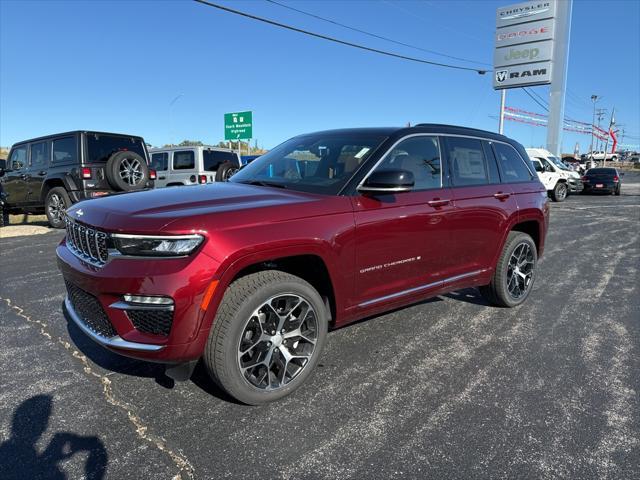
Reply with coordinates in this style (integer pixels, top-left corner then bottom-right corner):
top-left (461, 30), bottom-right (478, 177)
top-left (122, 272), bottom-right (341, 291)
top-left (105, 151), bottom-right (149, 191)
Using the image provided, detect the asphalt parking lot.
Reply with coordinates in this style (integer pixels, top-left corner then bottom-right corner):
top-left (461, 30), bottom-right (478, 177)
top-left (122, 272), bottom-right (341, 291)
top-left (1, 173), bottom-right (639, 480)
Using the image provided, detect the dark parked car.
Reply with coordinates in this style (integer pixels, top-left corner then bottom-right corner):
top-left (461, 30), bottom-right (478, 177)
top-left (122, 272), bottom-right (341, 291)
top-left (1, 131), bottom-right (155, 228)
top-left (0, 159), bottom-right (8, 227)
top-left (57, 124), bottom-right (549, 404)
top-left (581, 167), bottom-right (623, 195)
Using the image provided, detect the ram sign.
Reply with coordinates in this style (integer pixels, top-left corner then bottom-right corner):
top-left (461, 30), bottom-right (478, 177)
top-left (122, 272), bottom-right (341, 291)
top-left (493, 1), bottom-right (557, 89)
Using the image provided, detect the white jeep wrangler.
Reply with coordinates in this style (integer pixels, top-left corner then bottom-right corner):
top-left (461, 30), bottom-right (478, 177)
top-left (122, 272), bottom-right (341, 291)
top-left (526, 148), bottom-right (583, 202)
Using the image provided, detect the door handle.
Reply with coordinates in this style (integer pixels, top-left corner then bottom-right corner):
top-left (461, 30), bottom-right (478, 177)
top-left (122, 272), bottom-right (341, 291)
top-left (20, 174), bottom-right (30, 180)
top-left (493, 192), bottom-right (510, 200)
top-left (159, 176), bottom-right (166, 180)
top-left (427, 199), bottom-right (450, 207)
top-left (38, 170), bottom-right (47, 176)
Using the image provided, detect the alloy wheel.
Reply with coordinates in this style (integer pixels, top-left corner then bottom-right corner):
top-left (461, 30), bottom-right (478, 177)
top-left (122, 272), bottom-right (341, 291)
top-left (506, 242), bottom-right (535, 300)
top-left (48, 193), bottom-right (65, 222)
top-left (557, 184), bottom-right (567, 200)
top-left (237, 294), bottom-right (318, 391)
top-left (223, 167), bottom-right (239, 181)
top-left (119, 158), bottom-right (144, 186)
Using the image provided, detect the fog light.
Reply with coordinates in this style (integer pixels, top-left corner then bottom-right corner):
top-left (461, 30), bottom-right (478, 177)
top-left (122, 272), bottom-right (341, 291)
top-left (123, 295), bottom-right (174, 306)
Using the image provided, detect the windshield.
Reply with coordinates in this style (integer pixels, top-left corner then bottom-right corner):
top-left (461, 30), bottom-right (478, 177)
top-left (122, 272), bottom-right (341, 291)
top-left (230, 132), bottom-right (387, 195)
top-left (548, 156), bottom-right (570, 171)
top-left (86, 134), bottom-right (147, 164)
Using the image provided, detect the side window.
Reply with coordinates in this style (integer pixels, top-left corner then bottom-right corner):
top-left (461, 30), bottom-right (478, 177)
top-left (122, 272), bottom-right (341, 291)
top-left (9, 145), bottom-right (28, 170)
top-left (52, 137), bottom-right (77, 164)
top-left (151, 152), bottom-right (168, 171)
top-left (30, 141), bottom-right (49, 168)
top-left (482, 141), bottom-right (501, 183)
top-left (173, 151), bottom-right (195, 170)
top-left (494, 143), bottom-right (534, 183)
top-left (374, 136), bottom-right (441, 190)
top-left (446, 137), bottom-right (488, 186)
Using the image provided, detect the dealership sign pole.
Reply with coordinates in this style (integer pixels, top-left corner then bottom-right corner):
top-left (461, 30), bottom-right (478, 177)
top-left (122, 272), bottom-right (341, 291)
top-left (494, 0), bottom-right (571, 155)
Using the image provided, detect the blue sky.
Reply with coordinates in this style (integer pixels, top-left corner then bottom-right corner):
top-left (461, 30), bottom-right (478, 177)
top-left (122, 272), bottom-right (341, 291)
top-left (1, 0), bottom-right (639, 152)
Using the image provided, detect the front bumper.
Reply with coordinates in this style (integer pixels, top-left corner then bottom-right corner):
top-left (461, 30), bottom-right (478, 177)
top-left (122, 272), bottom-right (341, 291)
top-left (57, 240), bottom-right (221, 363)
top-left (567, 178), bottom-right (583, 193)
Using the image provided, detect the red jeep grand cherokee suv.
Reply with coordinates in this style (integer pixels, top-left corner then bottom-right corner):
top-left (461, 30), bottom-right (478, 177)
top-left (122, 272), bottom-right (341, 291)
top-left (57, 125), bottom-right (549, 404)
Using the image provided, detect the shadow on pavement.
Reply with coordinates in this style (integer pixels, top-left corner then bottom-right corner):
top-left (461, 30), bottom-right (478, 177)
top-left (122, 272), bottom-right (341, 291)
top-left (0, 395), bottom-right (108, 480)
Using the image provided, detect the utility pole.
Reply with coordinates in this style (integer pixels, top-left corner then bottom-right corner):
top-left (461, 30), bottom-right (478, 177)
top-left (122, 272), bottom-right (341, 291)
top-left (601, 107), bottom-right (615, 167)
top-left (589, 95), bottom-right (598, 154)
top-left (499, 89), bottom-right (506, 134)
top-left (595, 108), bottom-right (607, 151)
top-left (546, 0), bottom-right (573, 157)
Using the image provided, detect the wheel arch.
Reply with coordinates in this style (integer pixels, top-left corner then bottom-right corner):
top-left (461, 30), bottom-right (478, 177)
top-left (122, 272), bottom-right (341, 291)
top-left (41, 178), bottom-right (67, 202)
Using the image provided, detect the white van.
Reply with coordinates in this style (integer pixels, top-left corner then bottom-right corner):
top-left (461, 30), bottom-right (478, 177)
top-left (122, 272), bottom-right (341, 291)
top-left (149, 146), bottom-right (241, 188)
top-left (526, 148), bottom-right (583, 202)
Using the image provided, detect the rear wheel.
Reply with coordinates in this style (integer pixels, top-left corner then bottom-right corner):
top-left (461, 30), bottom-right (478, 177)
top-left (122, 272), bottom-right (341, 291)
top-left (480, 231), bottom-right (537, 308)
top-left (45, 187), bottom-right (70, 228)
top-left (204, 270), bottom-right (328, 405)
top-left (550, 182), bottom-right (567, 202)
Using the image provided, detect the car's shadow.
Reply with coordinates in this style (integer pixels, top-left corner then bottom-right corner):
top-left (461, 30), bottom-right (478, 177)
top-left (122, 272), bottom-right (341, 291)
top-left (63, 288), bottom-right (489, 403)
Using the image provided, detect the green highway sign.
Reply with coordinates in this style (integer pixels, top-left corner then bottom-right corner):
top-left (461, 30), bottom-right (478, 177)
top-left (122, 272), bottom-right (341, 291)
top-left (224, 111), bottom-right (253, 140)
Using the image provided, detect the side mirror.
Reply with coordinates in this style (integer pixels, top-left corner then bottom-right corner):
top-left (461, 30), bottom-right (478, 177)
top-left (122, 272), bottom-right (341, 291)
top-left (533, 162), bottom-right (544, 172)
top-left (545, 164), bottom-right (554, 173)
top-left (358, 169), bottom-right (414, 194)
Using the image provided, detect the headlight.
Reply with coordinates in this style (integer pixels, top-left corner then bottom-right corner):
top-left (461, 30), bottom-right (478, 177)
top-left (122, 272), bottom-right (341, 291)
top-left (112, 234), bottom-right (203, 257)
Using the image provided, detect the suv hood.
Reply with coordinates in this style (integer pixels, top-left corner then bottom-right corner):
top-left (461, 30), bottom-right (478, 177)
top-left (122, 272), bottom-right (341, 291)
top-left (65, 183), bottom-right (336, 233)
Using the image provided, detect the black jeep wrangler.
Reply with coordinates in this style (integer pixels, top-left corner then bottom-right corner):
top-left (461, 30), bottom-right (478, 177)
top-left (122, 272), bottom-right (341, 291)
top-left (0, 131), bottom-right (155, 228)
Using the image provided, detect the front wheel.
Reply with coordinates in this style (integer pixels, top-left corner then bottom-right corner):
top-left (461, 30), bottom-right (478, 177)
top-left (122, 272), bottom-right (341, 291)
top-left (45, 187), bottom-right (71, 228)
top-left (0, 204), bottom-right (9, 227)
top-left (550, 182), bottom-right (567, 202)
top-left (480, 231), bottom-right (538, 308)
top-left (204, 270), bottom-right (328, 405)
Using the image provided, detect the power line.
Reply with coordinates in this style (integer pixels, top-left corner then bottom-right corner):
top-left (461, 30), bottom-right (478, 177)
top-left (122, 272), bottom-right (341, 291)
top-left (265, 0), bottom-right (492, 67)
top-left (193, 0), bottom-right (488, 74)
top-left (522, 88), bottom-right (549, 112)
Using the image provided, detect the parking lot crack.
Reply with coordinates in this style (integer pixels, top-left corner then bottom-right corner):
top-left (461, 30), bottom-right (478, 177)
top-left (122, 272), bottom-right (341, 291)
top-left (0, 297), bottom-right (195, 480)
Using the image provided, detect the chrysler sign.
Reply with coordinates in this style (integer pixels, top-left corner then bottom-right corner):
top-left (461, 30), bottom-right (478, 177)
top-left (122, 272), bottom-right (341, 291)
top-left (494, 1), bottom-right (557, 89)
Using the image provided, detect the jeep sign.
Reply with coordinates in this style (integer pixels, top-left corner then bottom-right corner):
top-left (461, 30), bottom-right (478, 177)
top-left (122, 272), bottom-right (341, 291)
top-left (494, 1), bottom-right (557, 90)
top-left (494, 40), bottom-right (553, 68)
top-left (494, 61), bottom-right (553, 88)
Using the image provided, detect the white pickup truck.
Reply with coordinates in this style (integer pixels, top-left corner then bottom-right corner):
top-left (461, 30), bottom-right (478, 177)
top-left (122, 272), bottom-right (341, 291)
top-left (526, 148), bottom-right (583, 202)
top-left (587, 151), bottom-right (618, 162)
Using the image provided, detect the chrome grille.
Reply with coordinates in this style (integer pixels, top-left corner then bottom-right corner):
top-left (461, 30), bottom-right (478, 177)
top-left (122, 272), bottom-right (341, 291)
top-left (65, 217), bottom-right (109, 266)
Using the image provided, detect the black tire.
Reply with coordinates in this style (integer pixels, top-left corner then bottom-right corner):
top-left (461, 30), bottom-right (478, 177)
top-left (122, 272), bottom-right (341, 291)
top-left (45, 187), bottom-right (71, 229)
top-left (480, 231), bottom-right (538, 308)
top-left (204, 270), bottom-right (328, 405)
top-left (215, 161), bottom-right (239, 182)
top-left (550, 182), bottom-right (568, 202)
top-left (615, 185), bottom-right (621, 196)
top-left (0, 204), bottom-right (8, 227)
top-left (105, 151), bottom-right (149, 192)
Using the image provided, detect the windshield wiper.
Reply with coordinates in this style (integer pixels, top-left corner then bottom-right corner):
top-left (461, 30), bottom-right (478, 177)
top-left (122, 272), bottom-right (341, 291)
top-left (237, 180), bottom-right (287, 189)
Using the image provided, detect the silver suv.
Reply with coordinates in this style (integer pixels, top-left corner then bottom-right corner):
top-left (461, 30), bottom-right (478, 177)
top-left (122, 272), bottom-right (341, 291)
top-left (149, 146), bottom-right (241, 188)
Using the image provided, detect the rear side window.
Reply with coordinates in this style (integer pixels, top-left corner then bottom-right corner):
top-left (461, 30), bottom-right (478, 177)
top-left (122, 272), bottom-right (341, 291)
top-left (203, 150), bottom-right (237, 171)
top-left (9, 145), bottom-right (28, 169)
top-left (173, 151), bottom-right (195, 170)
top-left (447, 137), bottom-right (488, 186)
top-left (30, 141), bottom-right (49, 168)
top-left (151, 152), bottom-right (168, 171)
top-left (52, 137), bottom-right (77, 164)
top-left (493, 143), bottom-right (534, 183)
